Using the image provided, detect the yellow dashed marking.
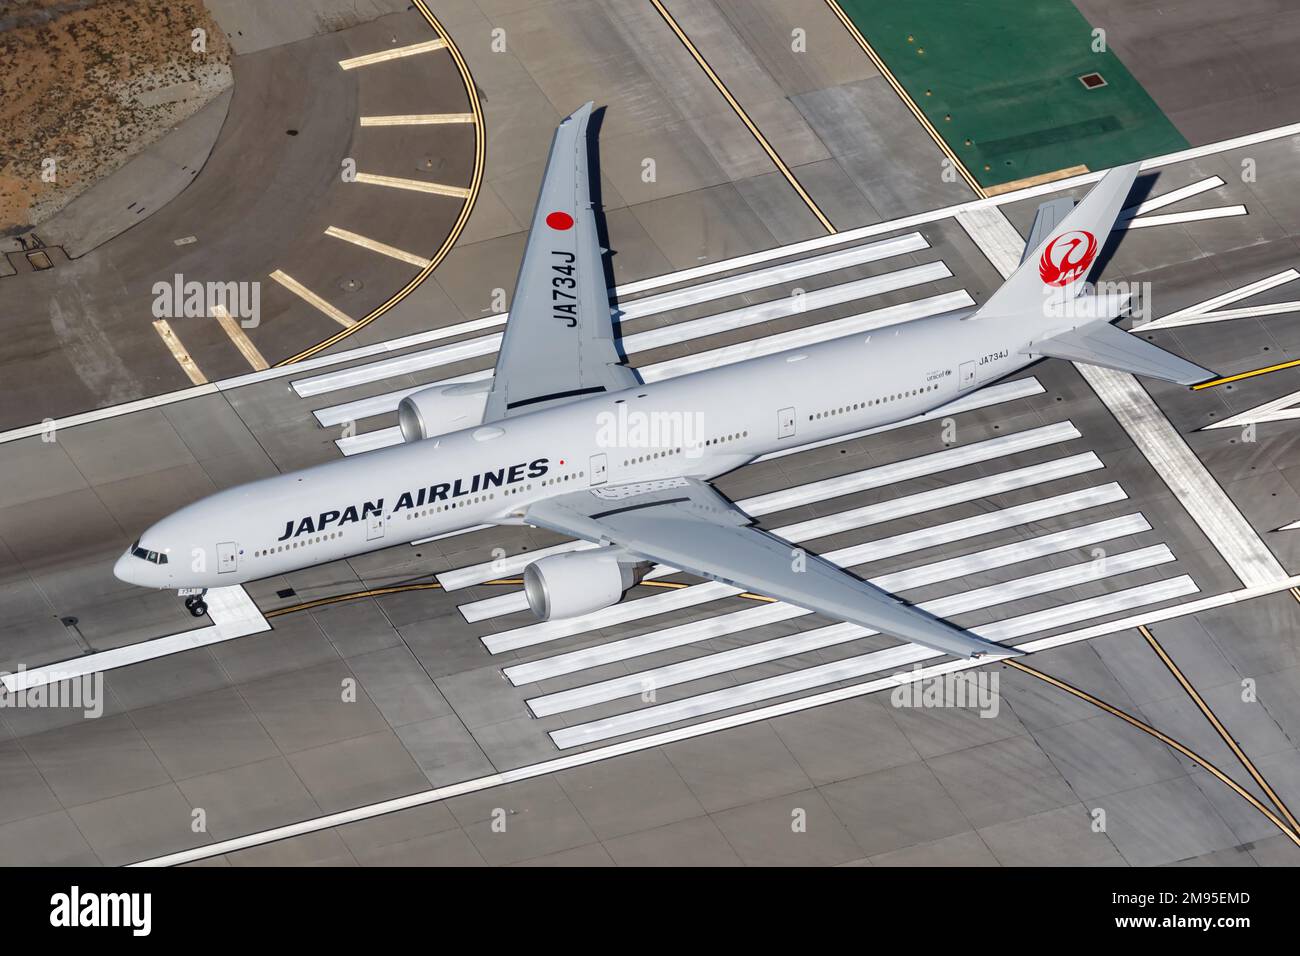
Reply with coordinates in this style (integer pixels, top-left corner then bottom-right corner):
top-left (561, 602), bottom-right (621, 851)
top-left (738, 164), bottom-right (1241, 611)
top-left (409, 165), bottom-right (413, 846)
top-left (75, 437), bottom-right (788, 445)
top-left (211, 305), bottom-right (270, 371)
top-left (353, 172), bottom-right (471, 198)
top-left (152, 320), bottom-right (207, 385)
top-left (338, 38), bottom-right (447, 70)
top-left (359, 113), bottom-right (475, 126)
top-left (324, 226), bottom-right (431, 268)
top-left (269, 270), bottom-right (356, 329)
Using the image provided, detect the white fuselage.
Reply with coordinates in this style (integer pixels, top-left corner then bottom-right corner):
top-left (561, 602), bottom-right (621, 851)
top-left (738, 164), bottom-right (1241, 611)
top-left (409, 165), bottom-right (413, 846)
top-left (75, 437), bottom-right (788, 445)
top-left (114, 305), bottom-right (1032, 590)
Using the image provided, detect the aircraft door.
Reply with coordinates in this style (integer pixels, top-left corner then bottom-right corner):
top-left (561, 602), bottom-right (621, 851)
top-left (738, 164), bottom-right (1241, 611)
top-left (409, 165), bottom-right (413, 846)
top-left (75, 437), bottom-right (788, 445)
top-left (959, 361), bottom-right (976, 390)
top-left (590, 453), bottom-right (608, 486)
top-left (366, 509), bottom-right (385, 541)
top-left (777, 406), bottom-right (796, 440)
top-left (217, 541), bottom-right (238, 574)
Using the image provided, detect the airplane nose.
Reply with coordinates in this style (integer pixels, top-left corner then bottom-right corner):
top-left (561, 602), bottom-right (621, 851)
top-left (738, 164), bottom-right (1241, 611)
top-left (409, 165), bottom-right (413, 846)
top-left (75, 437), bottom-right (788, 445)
top-left (113, 552), bottom-right (140, 585)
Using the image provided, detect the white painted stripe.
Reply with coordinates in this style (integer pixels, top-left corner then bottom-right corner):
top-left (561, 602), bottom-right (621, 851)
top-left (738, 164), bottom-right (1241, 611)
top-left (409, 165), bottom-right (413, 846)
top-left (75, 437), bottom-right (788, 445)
top-left (1119, 176), bottom-right (1225, 219)
top-left (335, 290), bottom-right (974, 455)
top-left (483, 452), bottom-right (1105, 651)
top-left (1203, 385), bottom-right (1300, 431)
top-left (338, 38), bottom-right (448, 69)
top-left (443, 419), bottom-right (1080, 592)
top-left (270, 270), bottom-right (356, 328)
top-left (1137, 301), bottom-right (1300, 330)
top-left (139, 569), bottom-right (1300, 867)
top-left (16, 122), bottom-right (1300, 450)
top-left (462, 420), bottom-right (1080, 616)
top-left (1, 587), bottom-right (268, 693)
top-left (1134, 269), bottom-right (1300, 330)
top-left (312, 261), bottom-right (948, 424)
top-left (1121, 206), bottom-right (1247, 230)
top-left (529, 545), bottom-right (1173, 716)
top-left (962, 205), bottom-right (1287, 588)
top-left (503, 503), bottom-right (1140, 685)
top-left (297, 234), bottom-right (930, 400)
top-left (549, 575), bottom-right (1198, 747)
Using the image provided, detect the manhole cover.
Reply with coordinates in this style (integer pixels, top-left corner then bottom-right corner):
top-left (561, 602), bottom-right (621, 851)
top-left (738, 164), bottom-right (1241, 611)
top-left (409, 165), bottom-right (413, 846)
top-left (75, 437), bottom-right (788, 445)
top-left (1079, 72), bottom-right (1107, 90)
top-left (338, 277), bottom-right (363, 293)
top-left (27, 250), bottom-right (53, 270)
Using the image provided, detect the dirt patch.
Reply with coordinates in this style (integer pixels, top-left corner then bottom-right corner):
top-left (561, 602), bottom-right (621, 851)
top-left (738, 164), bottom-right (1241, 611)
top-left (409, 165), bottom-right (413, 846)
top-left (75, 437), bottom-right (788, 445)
top-left (0, 0), bottom-right (233, 235)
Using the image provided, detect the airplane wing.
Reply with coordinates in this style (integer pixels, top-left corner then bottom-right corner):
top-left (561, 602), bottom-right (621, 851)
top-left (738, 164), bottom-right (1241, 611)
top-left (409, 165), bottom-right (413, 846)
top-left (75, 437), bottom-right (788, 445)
top-left (524, 478), bottom-right (1020, 660)
top-left (482, 103), bottom-right (639, 422)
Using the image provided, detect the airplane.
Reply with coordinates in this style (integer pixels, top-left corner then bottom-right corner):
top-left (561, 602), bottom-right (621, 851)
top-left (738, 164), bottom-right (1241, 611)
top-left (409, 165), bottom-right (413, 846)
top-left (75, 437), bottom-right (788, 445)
top-left (114, 102), bottom-right (1213, 662)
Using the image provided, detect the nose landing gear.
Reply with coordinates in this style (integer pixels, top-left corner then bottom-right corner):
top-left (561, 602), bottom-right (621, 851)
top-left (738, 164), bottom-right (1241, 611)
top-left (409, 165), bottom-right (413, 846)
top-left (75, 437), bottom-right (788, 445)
top-left (183, 591), bottom-right (209, 618)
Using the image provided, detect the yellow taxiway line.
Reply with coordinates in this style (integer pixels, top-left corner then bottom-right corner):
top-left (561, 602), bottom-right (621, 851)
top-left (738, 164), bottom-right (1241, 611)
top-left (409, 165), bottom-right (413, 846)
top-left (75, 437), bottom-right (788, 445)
top-left (324, 226), bottom-right (432, 268)
top-left (359, 113), bottom-right (475, 126)
top-left (821, 0), bottom-right (984, 197)
top-left (338, 37), bottom-right (447, 70)
top-left (269, 270), bottom-right (356, 329)
top-left (1192, 358), bottom-right (1300, 390)
top-left (648, 0), bottom-right (836, 235)
top-left (1139, 624), bottom-right (1300, 834)
top-left (151, 320), bottom-right (207, 385)
top-left (353, 172), bottom-right (471, 199)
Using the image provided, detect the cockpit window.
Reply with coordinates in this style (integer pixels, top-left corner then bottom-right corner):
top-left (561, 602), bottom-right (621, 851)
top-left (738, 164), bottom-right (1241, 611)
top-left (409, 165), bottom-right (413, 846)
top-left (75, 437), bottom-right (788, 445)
top-left (130, 542), bottom-right (168, 565)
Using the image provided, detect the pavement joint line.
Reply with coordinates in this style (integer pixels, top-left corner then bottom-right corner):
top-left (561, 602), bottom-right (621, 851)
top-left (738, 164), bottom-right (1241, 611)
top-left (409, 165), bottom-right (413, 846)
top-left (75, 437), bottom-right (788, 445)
top-left (130, 572), bottom-right (1300, 866)
top-left (211, 305), bottom-right (269, 371)
top-left (359, 113), bottom-right (474, 125)
top-left (958, 204), bottom-right (1289, 589)
top-left (324, 226), bottom-right (432, 268)
top-left (151, 319), bottom-right (207, 385)
top-left (352, 172), bottom-right (471, 198)
top-left (6, 120), bottom-right (1300, 443)
top-left (821, 0), bottom-right (984, 197)
top-left (338, 37), bottom-right (447, 70)
top-left (648, 0), bottom-right (836, 234)
top-left (1137, 624), bottom-right (1300, 834)
top-left (1005, 658), bottom-right (1300, 849)
top-left (269, 269), bottom-right (357, 329)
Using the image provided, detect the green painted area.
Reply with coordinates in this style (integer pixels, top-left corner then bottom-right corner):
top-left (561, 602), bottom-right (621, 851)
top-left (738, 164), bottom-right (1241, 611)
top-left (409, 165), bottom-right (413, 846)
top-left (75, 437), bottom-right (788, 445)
top-left (837, 0), bottom-right (1188, 188)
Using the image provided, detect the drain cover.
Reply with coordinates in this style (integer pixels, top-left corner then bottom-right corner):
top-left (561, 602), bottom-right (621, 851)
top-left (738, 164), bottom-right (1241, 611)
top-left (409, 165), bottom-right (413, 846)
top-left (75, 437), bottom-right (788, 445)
top-left (1079, 72), bottom-right (1107, 89)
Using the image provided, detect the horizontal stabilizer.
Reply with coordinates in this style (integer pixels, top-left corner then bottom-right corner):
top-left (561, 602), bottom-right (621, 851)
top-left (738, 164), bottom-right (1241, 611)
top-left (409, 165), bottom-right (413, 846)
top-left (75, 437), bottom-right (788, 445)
top-left (1030, 322), bottom-right (1214, 385)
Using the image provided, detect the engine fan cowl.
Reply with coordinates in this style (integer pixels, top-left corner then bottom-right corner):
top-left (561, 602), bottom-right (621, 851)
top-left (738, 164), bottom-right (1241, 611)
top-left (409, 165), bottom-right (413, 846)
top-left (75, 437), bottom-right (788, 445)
top-left (396, 380), bottom-right (492, 443)
top-left (523, 549), bottom-right (639, 620)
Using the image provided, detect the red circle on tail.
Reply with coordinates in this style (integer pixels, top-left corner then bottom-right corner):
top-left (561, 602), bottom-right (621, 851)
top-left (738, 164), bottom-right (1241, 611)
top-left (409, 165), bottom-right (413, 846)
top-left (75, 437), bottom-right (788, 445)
top-left (1039, 230), bottom-right (1098, 287)
top-left (546, 211), bottom-right (574, 230)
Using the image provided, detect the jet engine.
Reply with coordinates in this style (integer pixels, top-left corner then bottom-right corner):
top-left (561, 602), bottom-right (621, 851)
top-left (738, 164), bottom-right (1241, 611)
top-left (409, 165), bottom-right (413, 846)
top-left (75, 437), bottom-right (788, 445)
top-left (523, 549), bottom-right (642, 620)
top-left (397, 380), bottom-right (492, 443)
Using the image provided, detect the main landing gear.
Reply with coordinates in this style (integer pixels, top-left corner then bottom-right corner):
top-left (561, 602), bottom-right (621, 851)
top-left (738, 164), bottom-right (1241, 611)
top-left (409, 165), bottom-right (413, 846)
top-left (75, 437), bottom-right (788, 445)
top-left (183, 590), bottom-right (209, 618)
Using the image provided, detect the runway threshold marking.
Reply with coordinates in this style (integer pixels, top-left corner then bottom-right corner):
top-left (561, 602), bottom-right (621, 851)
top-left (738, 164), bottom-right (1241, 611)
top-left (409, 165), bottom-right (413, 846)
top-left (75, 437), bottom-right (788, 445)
top-left (211, 305), bottom-right (269, 371)
top-left (821, 0), bottom-right (984, 197)
top-left (1005, 658), bottom-right (1300, 849)
top-left (1138, 624), bottom-right (1300, 833)
top-left (133, 574), bottom-right (1300, 866)
top-left (269, 270), bottom-right (357, 329)
top-left (353, 173), bottom-right (471, 199)
top-left (325, 226), bottom-right (432, 268)
top-left (648, 0), bottom-right (836, 234)
top-left (359, 113), bottom-right (474, 126)
top-left (276, 0), bottom-right (485, 366)
top-left (151, 320), bottom-right (207, 385)
top-left (338, 37), bottom-right (447, 70)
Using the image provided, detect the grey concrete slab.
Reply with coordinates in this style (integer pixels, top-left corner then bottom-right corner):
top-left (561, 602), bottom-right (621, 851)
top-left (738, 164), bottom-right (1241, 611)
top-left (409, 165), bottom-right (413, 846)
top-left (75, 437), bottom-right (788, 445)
top-left (177, 757), bottom-right (322, 841)
top-left (287, 729), bottom-right (429, 812)
top-left (602, 814), bottom-right (744, 866)
top-left (1101, 776), bottom-right (1242, 866)
top-left (821, 759), bottom-right (972, 857)
top-left (237, 661), bottom-right (389, 754)
top-left (67, 783), bottom-right (210, 867)
top-left (131, 687), bottom-right (279, 781)
top-left (555, 749), bottom-right (705, 840)
top-left (22, 714), bottom-right (171, 808)
top-left (978, 803), bottom-right (1126, 866)
top-left (395, 715), bottom-right (498, 787)
top-left (927, 735), bottom-right (1078, 829)
top-left (712, 788), bottom-right (863, 865)
top-left (866, 829), bottom-right (1000, 866)
top-left (0, 810), bottom-right (102, 867)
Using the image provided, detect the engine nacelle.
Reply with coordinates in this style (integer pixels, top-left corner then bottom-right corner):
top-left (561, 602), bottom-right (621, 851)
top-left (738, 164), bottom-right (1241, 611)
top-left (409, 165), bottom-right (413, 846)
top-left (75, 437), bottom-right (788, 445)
top-left (397, 380), bottom-right (492, 443)
top-left (523, 549), bottom-right (640, 620)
